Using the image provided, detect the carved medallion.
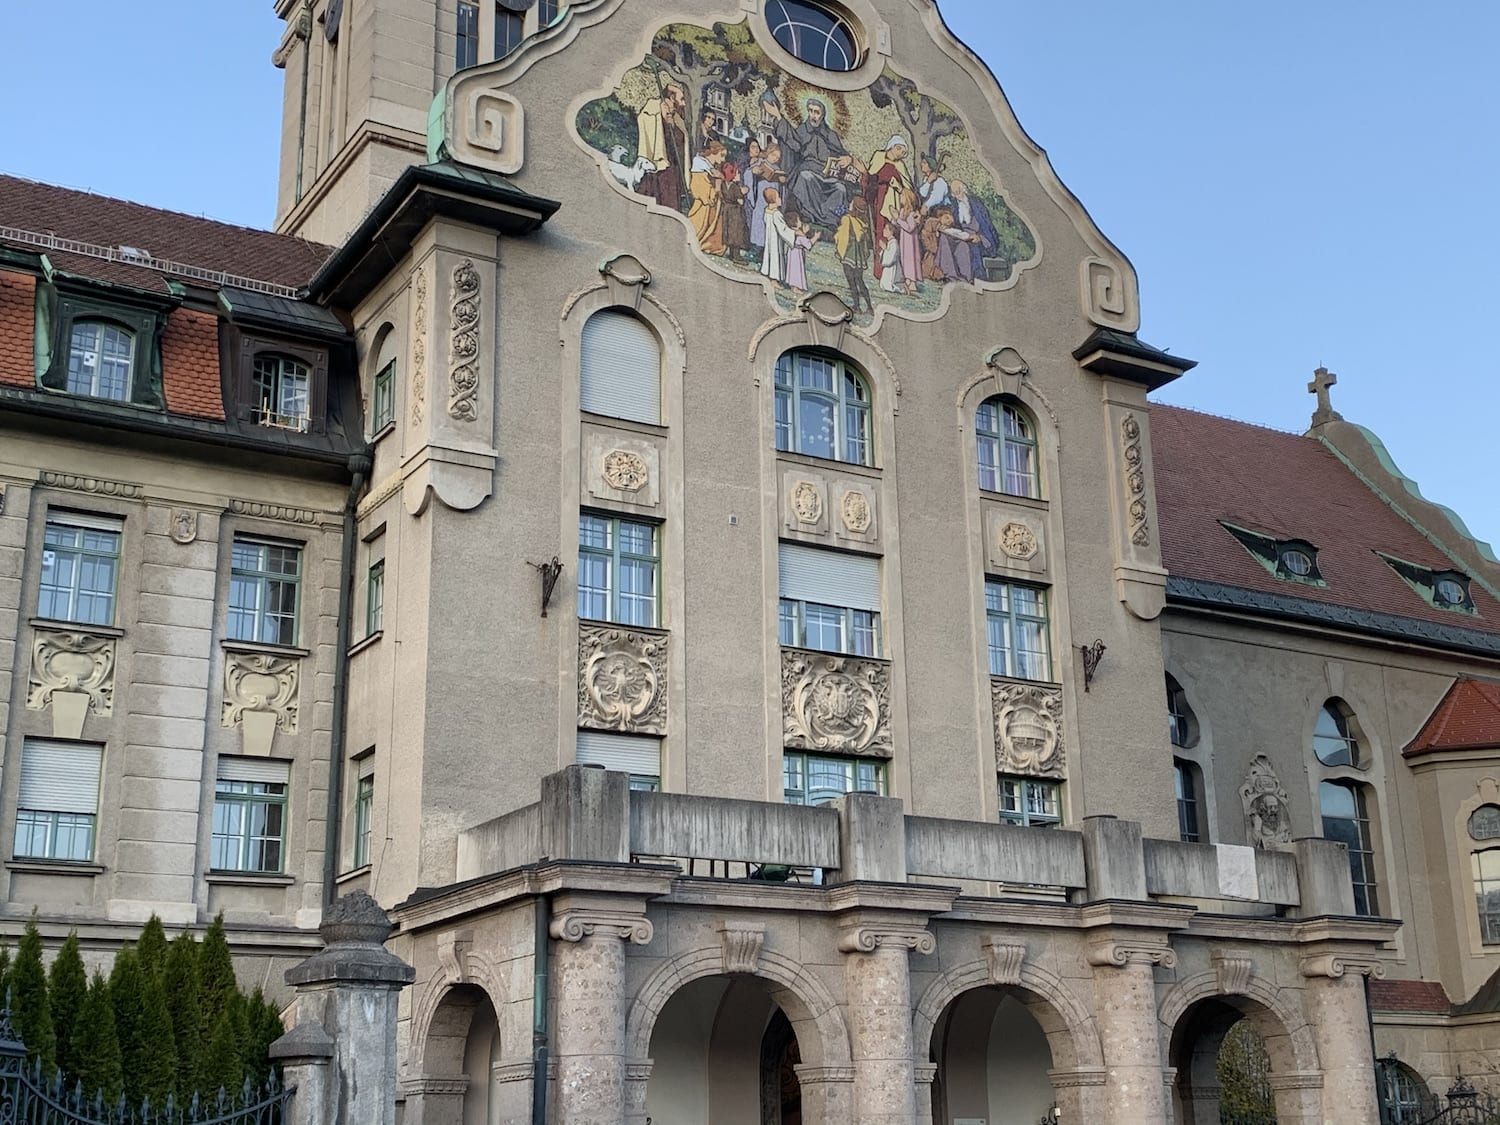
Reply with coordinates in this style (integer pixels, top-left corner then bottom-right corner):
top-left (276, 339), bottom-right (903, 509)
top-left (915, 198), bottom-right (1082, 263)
top-left (170, 509), bottom-right (198, 544)
top-left (998, 521), bottom-right (1038, 561)
top-left (1240, 754), bottom-right (1293, 848)
top-left (781, 650), bottom-right (892, 756)
top-left (602, 450), bottom-right (649, 493)
top-left (222, 651), bottom-right (300, 733)
top-left (578, 623), bottom-right (668, 735)
top-left (448, 259), bottom-right (481, 422)
top-left (792, 481), bottom-right (823, 525)
top-left (841, 489), bottom-right (872, 534)
top-left (28, 630), bottom-right (116, 716)
top-left (991, 679), bottom-right (1063, 778)
top-left (1469, 804), bottom-right (1500, 842)
top-left (1120, 413), bottom-right (1150, 548)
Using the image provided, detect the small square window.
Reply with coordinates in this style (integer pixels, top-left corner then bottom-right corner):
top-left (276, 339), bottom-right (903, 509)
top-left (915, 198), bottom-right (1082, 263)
top-left (999, 776), bottom-right (1060, 827)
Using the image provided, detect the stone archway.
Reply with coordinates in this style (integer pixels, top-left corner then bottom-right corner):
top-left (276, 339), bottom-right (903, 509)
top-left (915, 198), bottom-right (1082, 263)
top-left (405, 983), bottom-right (502, 1125)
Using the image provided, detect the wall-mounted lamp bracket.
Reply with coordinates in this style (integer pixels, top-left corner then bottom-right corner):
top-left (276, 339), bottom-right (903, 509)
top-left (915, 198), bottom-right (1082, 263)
top-left (529, 556), bottom-right (563, 618)
top-left (1080, 639), bottom-right (1107, 692)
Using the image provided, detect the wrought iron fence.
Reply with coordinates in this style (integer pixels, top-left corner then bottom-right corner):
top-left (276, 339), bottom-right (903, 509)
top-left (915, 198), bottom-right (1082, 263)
top-left (1404, 1077), bottom-right (1500, 1125)
top-left (0, 1006), bottom-right (293, 1125)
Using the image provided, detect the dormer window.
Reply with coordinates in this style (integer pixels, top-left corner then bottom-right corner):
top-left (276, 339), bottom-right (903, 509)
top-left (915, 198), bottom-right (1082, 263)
top-left (38, 289), bottom-right (164, 409)
top-left (66, 320), bottom-right (135, 401)
top-left (1221, 523), bottom-right (1325, 585)
top-left (252, 353), bottom-right (311, 432)
top-left (1378, 553), bottom-right (1477, 614)
top-left (1278, 544), bottom-right (1315, 579)
top-left (231, 331), bottom-right (327, 436)
top-left (1435, 575), bottom-right (1471, 609)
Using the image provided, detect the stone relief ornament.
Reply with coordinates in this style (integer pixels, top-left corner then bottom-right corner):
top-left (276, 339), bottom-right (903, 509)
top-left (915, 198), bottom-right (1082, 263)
top-left (170, 509), bottom-right (198, 544)
top-left (602, 449), bottom-right (649, 493)
top-left (27, 630), bottom-right (116, 716)
top-left (1240, 754), bottom-right (1293, 848)
top-left (990, 679), bottom-right (1064, 779)
top-left (792, 480), bottom-right (823, 525)
top-left (840, 489), bottom-right (871, 534)
top-left (578, 623), bottom-right (668, 735)
top-left (448, 259), bottom-right (481, 422)
top-left (1120, 413), bottom-right (1150, 548)
top-left (998, 520), bottom-right (1038, 561)
top-left (411, 267), bottom-right (428, 426)
top-left (221, 651), bottom-right (300, 733)
top-left (781, 650), bottom-right (892, 757)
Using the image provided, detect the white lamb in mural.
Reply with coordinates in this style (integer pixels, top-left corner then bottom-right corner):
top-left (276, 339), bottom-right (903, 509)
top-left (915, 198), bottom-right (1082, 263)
top-left (606, 145), bottom-right (656, 193)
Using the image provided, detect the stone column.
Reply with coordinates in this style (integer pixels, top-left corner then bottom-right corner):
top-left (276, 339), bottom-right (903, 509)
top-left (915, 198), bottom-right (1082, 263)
top-left (272, 891), bottom-right (416, 1125)
top-left (793, 1064), bottom-right (856, 1124)
top-left (913, 1063), bottom-right (937, 1125)
top-left (398, 1076), bottom-right (468, 1125)
top-left (624, 1060), bottom-right (653, 1125)
top-left (1300, 954), bottom-right (1382, 1123)
top-left (549, 901), bottom-right (653, 1125)
top-left (837, 923), bottom-right (933, 1125)
top-left (1086, 934), bottom-right (1173, 1125)
top-left (268, 1022), bottom-right (334, 1125)
top-left (1049, 1067), bottom-right (1109, 1122)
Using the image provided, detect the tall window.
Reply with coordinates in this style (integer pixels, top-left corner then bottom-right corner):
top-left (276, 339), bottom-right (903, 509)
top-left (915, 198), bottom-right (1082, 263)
top-left (976, 398), bottom-right (1038, 497)
top-left (1166, 674), bottom-right (1198, 748)
top-left (13, 740), bottom-right (102, 863)
top-left (999, 776), bottom-right (1060, 827)
top-left (578, 514), bottom-right (659, 627)
top-left (985, 580), bottom-right (1050, 680)
top-left (372, 358), bottom-right (395, 432)
top-left (495, 5), bottom-right (524, 57)
top-left (1175, 760), bottom-right (1202, 842)
top-left (251, 353), bottom-right (311, 432)
top-left (784, 753), bottom-right (885, 805)
top-left (774, 351), bottom-right (871, 466)
top-left (366, 560), bottom-right (385, 634)
top-left (1313, 700), bottom-right (1359, 766)
top-left (66, 320), bottom-right (134, 401)
top-left (577, 731), bottom-right (661, 791)
top-left (580, 309), bottom-right (662, 425)
top-left (537, 0), bottom-right (560, 27)
top-left (353, 773), bottom-right (374, 868)
top-left (1474, 848), bottom-right (1500, 945)
top-left (39, 515), bottom-right (122, 625)
top-left (1320, 781), bottom-right (1378, 915)
top-left (228, 538), bottom-right (303, 646)
top-left (778, 543), bottom-right (881, 656)
top-left (456, 0), bottom-right (479, 67)
top-left (212, 758), bottom-right (288, 874)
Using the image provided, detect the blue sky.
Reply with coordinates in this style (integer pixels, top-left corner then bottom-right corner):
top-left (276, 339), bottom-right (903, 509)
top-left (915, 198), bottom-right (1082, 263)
top-left (1, 1), bottom-right (1495, 547)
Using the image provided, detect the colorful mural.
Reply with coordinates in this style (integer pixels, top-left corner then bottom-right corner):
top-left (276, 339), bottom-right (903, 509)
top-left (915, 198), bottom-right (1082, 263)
top-left (575, 20), bottom-right (1037, 324)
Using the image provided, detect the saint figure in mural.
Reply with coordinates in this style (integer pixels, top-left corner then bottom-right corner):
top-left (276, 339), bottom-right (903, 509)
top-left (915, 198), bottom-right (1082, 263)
top-left (762, 96), bottom-right (859, 228)
top-left (636, 83), bottom-right (688, 211)
top-left (689, 141), bottom-right (728, 254)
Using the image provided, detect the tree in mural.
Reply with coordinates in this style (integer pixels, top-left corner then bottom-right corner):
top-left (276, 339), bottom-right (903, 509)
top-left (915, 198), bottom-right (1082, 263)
top-left (648, 21), bottom-right (776, 137)
top-left (868, 69), bottom-right (966, 162)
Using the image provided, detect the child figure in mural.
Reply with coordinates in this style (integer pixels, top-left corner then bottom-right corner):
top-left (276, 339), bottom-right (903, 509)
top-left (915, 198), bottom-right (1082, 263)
top-left (895, 189), bottom-right (923, 296)
top-left (782, 208), bottom-right (820, 290)
top-left (719, 162), bottom-right (753, 263)
top-left (834, 195), bottom-right (875, 314)
top-left (689, 141), bottom-right (728, 255)
top-left (760, 186), bottom-right (794, 283)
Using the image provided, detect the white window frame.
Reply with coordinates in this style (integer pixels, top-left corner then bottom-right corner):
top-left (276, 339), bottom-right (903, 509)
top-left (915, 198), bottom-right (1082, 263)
top-left (577, 730), bottom-right (661, 791)
top-left (578, 513), bottom-right (660, 627)
top-left (975, 397), bottom-right (1039, 498)
top-left (251, 352), bottom-right (311, 432)
top-left (212, 757), bottom-right (290, 874)
top-left (999, 775), bottom-right (1061, 827)
top-left (65, 319), bottom-right (135, 401)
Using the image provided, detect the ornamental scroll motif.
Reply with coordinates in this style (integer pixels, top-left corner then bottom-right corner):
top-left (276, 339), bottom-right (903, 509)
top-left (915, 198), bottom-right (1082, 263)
top-left (781, 650), bottom-right (892, 757)
top-left (448, 260), bottom-right (481, 422)
top-left (1120, 413), bottom-right (1150, 547)
top-left (411, 267), bottom-right (428, 426)
top-left (221, 651), bottom-right (300, 733)
top-left (991, 679), bottom-right (1064, 779)
top-left (1241, 753), bottom-right (1293, 848)
top-left (578, 623), bottom-right (668, 735)
top-left (27, 630), bottom-right (116, 716)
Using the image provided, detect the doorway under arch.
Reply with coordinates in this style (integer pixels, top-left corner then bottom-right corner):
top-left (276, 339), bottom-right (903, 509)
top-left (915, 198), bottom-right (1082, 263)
top-left (421, 982), bottom-right (501, 1125)
top-left (929, 985), bottom-right (1059, 1125)
top-left (1170, 995), bottom-right (1308, 1125)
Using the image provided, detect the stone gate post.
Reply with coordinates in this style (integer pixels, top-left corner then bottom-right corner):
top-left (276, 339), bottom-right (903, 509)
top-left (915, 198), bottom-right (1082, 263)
top-left (271, 891), bottom-right (416, 1125)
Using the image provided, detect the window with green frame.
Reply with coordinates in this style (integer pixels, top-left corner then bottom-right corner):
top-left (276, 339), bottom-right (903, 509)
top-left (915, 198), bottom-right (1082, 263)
top-left (975, 397), bottom-right (1039, 498)
top-left (372, 358), bottom-right (395, 431)
top-left (14, 739), bottom-right (102, 863)
top-left (999, 775), bottom-right (1061, 827)
top-left (353, 773), bottom-right (374, 868)
top-left (783, 753), bottom-right (886, 806)
top-left (228, 537), bottom-right (302, 646)
top-left (212, 758), bottom-right (288, 873)
top-left (39, 514), bottom-right (122, 626)
top-left (774, 350), bottom-right (871, 465)
top-left (985, 580), bottom-right (1051, 680)
top-left (366, 559), bottom-right (385, 634)
top-left (578, 513), bottom-right (659, 626)
top-left (38, 290), bottom-right (164, 408)
top-left (778, 599), bottom-right (878, 656)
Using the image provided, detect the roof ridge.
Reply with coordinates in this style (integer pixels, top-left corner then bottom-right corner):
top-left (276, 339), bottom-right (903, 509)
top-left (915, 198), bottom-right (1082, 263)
top-left (1148, 399), bottom-right (1311, 440)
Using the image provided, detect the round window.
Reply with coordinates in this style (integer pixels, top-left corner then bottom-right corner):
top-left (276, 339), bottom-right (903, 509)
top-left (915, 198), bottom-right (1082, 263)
top-left (1435, 577), bottom-right (1467, 606)
top-left (765, 0), bottom-right (859, 71)
top-left (1280, 547), bottom-right (1314, 577)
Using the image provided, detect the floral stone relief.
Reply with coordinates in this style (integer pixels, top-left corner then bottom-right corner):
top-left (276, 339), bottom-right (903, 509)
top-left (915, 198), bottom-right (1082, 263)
top-left (28, 630), bottom-right (116, 739)
top-left (991, 679), bottom-right (1064, 779)
top-left (579, 623), bottom-right (668, 735)
top-left (575, 19), bottom-right (1037, 327)
top-left (782, 649), bottom-right (892, 757)
top-left (222, 651), bottom-right (300, 733)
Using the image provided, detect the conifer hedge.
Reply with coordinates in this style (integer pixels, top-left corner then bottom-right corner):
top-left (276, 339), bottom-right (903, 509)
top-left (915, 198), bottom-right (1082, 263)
top-left (3, 911), bottom-right (283, 1107)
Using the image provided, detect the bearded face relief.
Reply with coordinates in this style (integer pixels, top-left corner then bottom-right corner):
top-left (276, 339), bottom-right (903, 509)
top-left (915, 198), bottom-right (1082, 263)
top-left (576, 19), bottom-right (1037, 326)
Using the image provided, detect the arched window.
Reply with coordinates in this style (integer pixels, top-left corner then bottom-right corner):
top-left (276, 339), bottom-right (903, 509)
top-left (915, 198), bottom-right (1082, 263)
top-left (774, 350), bottom-right (871, 466)
top-left (252, 353), bottom-right (312, 431)
top-left (765, 0), bottom-right (859, 71)
top-left (1313, 699), bottom-right (1359, 766)
top-left (66, 320), bottom-right (135, 401)
top-left (1174, 759), bottom-right (1202, 843)
top-left (975, 397), bottom-right (1038, 497)
top-left (1320, 780), bottom-right (1378, 915)
top-left (1474, 847), bottom-right (1500, 945)
top-left (580, 309), bottom-right (662, 425)
top-left (1166, 673), bottom-right (1198, 748)
top-left (370, 325), bottom-right (398, 433)
top-left (1379, 1061), bottom-right (1431, 1124)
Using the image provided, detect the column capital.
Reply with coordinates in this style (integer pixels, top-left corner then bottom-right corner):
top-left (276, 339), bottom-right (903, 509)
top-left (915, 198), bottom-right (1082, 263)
top-left (399, 1076), bottom-right (470, 1097)
top-left (914, 1063), bottom-right (938, 1086)
top-left (550, 907), bottom-right (653, 944)
top-left (837, 922), bottom-right (936, 955)
top-left (1047, 1067), bottom-right (1108, 1089)
top-left (1268, 1071), bottom-right (1325, 1091)
top-left (1299, 952), bottom-right (1386, 980)
top-left (1085, 936), bottom-right (1177, 969)
top-left (794, 1064), bottom-right (857, 1084)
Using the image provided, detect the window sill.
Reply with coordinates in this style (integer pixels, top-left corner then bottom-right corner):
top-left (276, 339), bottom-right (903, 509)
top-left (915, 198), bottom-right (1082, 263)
top-left (205, 870), bottom-right (295, 886)
top-left (369, 420), bottom-right (396, 444)
top-left (579, 618), bottom-right (668, 637)
top-left (29, 617), bottom-right (126, 638)
top-left (989, 673), bottom-right (1063, 690)
top-left (348, 630), bottom-right (383, 658)
top-left (336, 865), bottom-right (371, 885)
top-left (580, 411), bottom-right (668, 437)
top-left (780, 644), bottom-right (889, 664)
top-left (978, 488), bottom-right (1049, 512)
top-left (221, 639), bottom-right (311, 660)
top-left (6, 859), bottom-right (105, 877)
top-left (775, 450), bottom-right (880, 479)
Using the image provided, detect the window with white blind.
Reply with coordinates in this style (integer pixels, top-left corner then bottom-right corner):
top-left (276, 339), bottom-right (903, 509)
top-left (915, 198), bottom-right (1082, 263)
top-left (212, 757), bottom-right (290, 874)
top-left (580, 309), bottom-right (662, 425)
top-left (576, 730), bottom-right (661, 791)
top-left (777, 542), bottom-right (881, 656)
top-left (14, 739), bottom-right (103, 862)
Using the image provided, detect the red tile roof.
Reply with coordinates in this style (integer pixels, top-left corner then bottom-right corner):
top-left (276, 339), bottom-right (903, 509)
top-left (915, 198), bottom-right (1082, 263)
top-left (160, 309), bottom-right (225, 421)
top-left (1405, 677), bottom-right (1500, 756)
top-left (0, 175), bottom-right (332, 292)
top-left (1152, 405), bottom-right (1500, 637)
top-left (1368, 979), bottom-right (1452, 1014)
top-left (0, 271), bottom-right (35, 388)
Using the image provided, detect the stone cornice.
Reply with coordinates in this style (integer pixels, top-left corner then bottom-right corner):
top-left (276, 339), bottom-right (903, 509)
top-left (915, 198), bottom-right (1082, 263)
top-left (1077, 900), bottom-right (1196, 933)
top-left (1289, 916), bottom-right (1401, 946)
top-left (822, 880), bottom-right (958, 916)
